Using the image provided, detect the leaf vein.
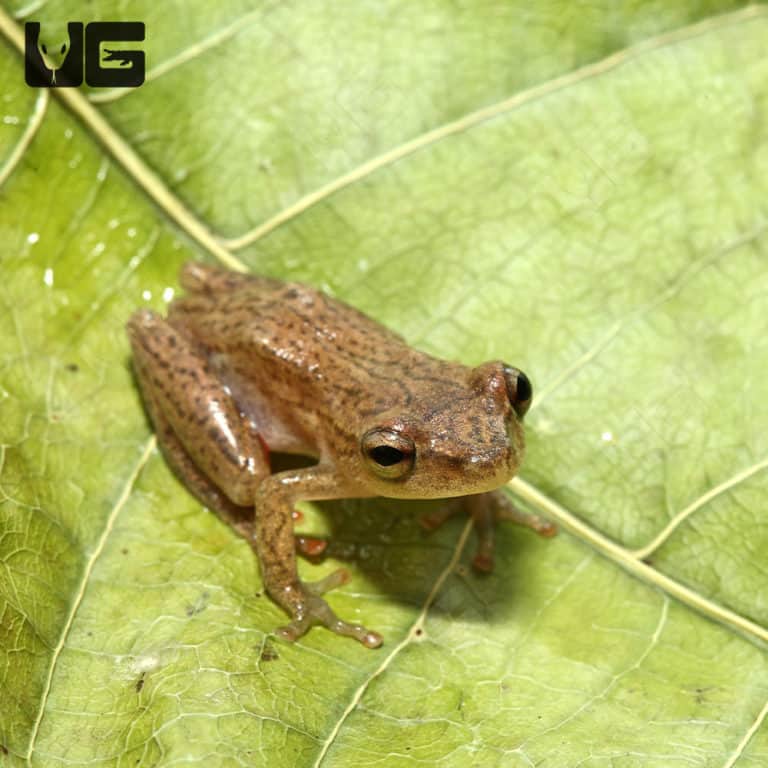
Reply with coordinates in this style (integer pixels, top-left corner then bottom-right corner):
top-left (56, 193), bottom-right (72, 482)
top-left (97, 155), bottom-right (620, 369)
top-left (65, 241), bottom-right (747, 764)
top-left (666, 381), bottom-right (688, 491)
top-left (0, 7), bottom-right (245, 275)
top-left (531, 221), bottom-right (768, 412)
top-left (25, 437), bottom-right (156, 763)
top-left (89, 8), bottom-right (266, 105)
top-left (722, 697), bottom-right (768, 768)
top-left (633, 455), bottom-right (768, 560)
top-left (508, 476), bottom-right (768, 645)
top-left (223, 5), bottom-right (768, 251)
top-left (312, 518), bottom-right (475, 767)
top-left (521, 596), bottom-right (669, 746)
top-left (0, 89), bottom-right (47, 191)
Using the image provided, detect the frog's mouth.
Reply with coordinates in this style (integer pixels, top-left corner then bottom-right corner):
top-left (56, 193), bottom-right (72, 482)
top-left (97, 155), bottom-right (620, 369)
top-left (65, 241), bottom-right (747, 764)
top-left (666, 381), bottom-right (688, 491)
top-left (466, 445), bottom-right (520, 488)
top-left (409, 440), bottom-right (520, 498)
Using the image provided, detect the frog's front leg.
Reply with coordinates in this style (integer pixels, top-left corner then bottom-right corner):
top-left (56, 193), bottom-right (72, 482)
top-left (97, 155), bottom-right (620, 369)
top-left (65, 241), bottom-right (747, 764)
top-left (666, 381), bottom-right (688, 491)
top-left (254, 467), bottom-right (383, 649)
top-left (420, 490), bottom-right (556, 572)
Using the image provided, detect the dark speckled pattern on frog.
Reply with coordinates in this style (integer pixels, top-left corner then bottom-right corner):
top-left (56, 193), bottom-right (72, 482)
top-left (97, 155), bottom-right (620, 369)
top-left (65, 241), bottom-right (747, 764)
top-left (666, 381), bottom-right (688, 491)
top-left (126, 261), bottom-right (552, 648)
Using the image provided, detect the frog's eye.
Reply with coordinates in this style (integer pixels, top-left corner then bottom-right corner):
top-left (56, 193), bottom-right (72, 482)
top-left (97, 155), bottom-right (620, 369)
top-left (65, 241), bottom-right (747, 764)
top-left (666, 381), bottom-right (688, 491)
top-left (503, 366), bottom-right (533, 419)
top-left (361, 428), bottom-right (415, 480)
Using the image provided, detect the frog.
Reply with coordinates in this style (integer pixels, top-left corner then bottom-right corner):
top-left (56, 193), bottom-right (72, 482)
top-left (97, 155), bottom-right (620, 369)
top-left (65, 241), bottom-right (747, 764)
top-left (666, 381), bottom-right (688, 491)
top-left (126, 261), bottom-right (554, 648)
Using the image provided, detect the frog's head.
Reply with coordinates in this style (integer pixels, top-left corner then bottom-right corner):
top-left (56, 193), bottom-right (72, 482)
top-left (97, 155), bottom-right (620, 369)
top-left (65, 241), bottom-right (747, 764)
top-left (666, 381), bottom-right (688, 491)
top-left (358, 361), bottom-right (531, 499)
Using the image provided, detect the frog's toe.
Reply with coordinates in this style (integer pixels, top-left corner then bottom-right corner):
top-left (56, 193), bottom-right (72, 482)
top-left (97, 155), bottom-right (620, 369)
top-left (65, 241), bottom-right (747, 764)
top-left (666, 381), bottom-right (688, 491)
top-left (307, 599), bottom-right (383, 649)
top-left (345, 625), bottom-right (383, 649)
top-left (493, 492), bottom-right (557, 537)
top-left (305, 567), bottom-right (350, 595)
top-left (294, 535), bottom-right (327, 559)
top-left (471, 546), bottom-right (495, 573)
top-left (275, 586), bottom-right (383, 648)
top-left (306, 572), bottom-right (383, 646)
top-left (275, 617), bottom-right (310, 644)
top-left (276, 616), bottom-right (382, 649)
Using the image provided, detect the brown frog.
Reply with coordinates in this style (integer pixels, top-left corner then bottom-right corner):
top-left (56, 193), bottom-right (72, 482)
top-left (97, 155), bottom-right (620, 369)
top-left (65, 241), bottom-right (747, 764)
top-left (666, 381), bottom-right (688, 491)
top-left (127, 262), bottom-right (553, 648)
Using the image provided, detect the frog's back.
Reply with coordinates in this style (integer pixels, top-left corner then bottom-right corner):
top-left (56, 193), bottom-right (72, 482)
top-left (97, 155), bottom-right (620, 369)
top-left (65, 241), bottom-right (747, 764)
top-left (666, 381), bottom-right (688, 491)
top-left (168, 271), bottom-right (441, 417)
top-left (177, 275), bottom-right (406, 354)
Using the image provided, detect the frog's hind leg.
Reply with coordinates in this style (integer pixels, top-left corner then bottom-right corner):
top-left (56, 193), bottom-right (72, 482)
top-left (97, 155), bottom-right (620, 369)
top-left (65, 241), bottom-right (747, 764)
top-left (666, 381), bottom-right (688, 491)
top-left (180, 261), bottom-right (282, 297)
top-left (128, 309), bottom-right (325, 558)
top-left (138, 381), bottom-right (256, 537)
top-left (134, 383), bottom-right (324, 558)
top-left (128, 308), bottom-right (266, 507)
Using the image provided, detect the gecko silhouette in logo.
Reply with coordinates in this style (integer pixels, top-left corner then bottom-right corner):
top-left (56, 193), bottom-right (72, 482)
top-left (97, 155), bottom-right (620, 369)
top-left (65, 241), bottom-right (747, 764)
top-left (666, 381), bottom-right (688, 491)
top-left (102, 48), bottom-right (134, 67)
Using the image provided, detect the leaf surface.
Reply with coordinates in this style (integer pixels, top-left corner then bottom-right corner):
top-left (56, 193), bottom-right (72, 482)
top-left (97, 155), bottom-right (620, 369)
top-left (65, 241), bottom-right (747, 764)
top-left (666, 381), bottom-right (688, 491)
top-left (0, 3), bottom-right (767, 766)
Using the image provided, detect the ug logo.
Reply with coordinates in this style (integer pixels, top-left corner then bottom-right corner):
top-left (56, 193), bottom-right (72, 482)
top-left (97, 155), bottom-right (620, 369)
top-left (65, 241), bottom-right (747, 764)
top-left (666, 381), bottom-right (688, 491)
top-left (24, 21), bottom-right (145, 88)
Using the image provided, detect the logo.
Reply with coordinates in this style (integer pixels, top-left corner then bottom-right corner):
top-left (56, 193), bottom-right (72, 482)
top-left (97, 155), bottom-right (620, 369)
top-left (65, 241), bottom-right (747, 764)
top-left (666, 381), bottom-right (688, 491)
top-left (25, 22), bottom-right (145, 88)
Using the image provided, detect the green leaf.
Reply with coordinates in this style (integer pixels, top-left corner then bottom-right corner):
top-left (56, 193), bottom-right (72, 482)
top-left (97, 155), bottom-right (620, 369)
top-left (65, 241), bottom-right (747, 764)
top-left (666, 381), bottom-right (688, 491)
top-left (1, 2), bottom-right (767, 766)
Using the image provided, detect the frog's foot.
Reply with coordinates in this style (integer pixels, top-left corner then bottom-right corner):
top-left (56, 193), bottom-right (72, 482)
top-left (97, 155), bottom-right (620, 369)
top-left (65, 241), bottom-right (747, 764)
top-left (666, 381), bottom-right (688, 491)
top-left (272, 571), bottom-right (383, 649)
top-left (420, 490), bottom-right (555, 573)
